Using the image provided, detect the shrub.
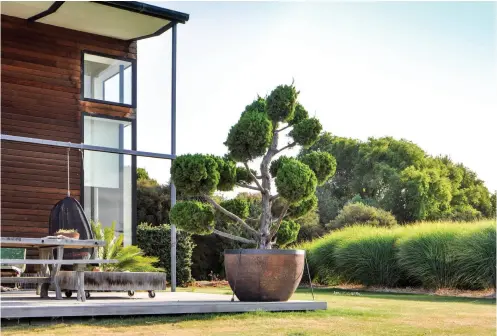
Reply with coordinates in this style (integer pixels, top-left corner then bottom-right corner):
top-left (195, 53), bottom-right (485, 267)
top-left (295, 210), bottom-right (324, 243)
top-left (328, 203), bottom-right (397, 230)
top-left (452, 225), bottom-right (496, 289)
top-left (334, 227), bottom-right (401, 287)
top-left (137, 183), bottom-right (170, 226)
top-left (449, 205), bottom-right (482, 222)
top-left (137, 223), bottom-right (195, 286)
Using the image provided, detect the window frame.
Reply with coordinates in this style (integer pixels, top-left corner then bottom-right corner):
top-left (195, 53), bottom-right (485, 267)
top-left (81, 50), bottom-right (137, 108)
top-left (80, 112), bottom-right (137, 245)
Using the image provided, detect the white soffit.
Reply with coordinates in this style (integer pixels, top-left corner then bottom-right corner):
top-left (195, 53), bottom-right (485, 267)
top-left (1, 1), bottom-right (55, 19)
top-left (37, 2), bottom-right (169, 40)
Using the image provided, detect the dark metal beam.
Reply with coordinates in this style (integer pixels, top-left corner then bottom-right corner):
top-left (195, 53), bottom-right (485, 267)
top-left (0, 134), bottom-right (175, 160)
top-left (130, 21), bottom-right (175, 42)
top-left (28, 1), bottom-right (65, 22)
top-left (92, 1), bottom-right (189, 24)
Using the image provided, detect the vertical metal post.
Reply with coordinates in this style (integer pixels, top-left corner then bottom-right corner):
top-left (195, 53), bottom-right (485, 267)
top-left (170, 23), bottom-right (178, 292)
top-left (119, 64), bottom-right (125, 104)
top-left (118, 124), bottom-right (124, 234)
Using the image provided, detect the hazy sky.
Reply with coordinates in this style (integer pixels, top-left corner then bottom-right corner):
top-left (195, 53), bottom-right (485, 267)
top-left (136, 1), bottom-right (497, 192)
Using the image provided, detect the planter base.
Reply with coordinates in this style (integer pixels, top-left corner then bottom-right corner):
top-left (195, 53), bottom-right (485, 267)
top-left (49, 271), bottom-right (167, 292)
top-left (224, 249), bottom-right (305, 302)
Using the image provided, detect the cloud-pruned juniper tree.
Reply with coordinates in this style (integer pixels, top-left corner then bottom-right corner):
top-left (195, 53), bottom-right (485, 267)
top-left (169, 83), bottom-right (336, 249)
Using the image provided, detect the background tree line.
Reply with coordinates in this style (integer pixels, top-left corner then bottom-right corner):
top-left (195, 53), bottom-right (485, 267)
top-left (303, 133), bottom-right (495, 225)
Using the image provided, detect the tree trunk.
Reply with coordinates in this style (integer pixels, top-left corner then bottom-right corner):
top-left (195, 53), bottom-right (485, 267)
top-left (259, 126), bottom-right (279, 249)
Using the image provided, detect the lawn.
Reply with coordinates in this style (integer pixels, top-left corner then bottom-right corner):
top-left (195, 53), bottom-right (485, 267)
top-left (2, 287), bottom-right (495, 336)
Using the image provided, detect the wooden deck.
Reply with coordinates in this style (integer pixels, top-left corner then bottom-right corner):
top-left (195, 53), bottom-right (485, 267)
top-left (0, 291), bottom-right (326, 319)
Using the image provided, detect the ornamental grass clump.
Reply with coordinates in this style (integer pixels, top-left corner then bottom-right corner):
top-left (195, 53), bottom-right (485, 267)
top-left (395, 223), bottom-right (471, 289)
top-left (304, 220), bottom-right (496, 289)
top-left (334, 226), bottom-right (401, 287)
top-left (169, 83), bottom-right (337, 249)
top-left (452, 224), bottom-right (496, 290)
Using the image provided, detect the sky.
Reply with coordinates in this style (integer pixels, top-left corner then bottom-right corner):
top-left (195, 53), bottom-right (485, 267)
top-left (135, 1), bottom-right (497, 192)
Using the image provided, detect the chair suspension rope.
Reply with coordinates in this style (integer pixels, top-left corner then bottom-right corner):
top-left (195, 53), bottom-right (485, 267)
top-left (67, 148), bottom-right (70, 197)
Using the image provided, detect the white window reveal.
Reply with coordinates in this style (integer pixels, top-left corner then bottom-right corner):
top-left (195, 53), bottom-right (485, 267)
top-left (83, 53), bottom-right (134, 106)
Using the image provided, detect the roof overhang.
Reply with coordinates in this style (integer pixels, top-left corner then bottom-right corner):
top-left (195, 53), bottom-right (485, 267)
top-left (0, 1), bottom-right (189, 41)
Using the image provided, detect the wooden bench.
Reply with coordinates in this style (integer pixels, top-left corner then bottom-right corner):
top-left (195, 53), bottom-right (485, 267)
top-left (1, 259), bottom-right (117, 302)
top-left (1, 237), bottom-right (108, 302)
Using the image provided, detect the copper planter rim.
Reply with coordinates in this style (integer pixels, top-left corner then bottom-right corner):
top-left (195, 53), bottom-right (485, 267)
top-left (224, 249), bottom-right (305, 255)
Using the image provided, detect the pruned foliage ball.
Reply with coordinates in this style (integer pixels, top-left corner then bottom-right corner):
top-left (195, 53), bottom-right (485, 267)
top-left (276, 159), bottom-right (317, 204)
top-left (242, 96), bottom-right (266, 116)
top-left (169, 201), bottom-right (215, 235)
top-left (290, 118), bottom-right (322, 148)
top-left (299, 151), bottom-right (337, 185)
top-left (265, 84), bottom-right (298, 122)
top-left (211, 156), bottom-right (237, 191)
top-left (171, 154), bottom-right (219, 195)
top-left (276, 220), bottom-right (300, 247)
top-left (219, 198), bottom-right (250, 222)
top-left (270, 156), bottom-right (291, 178)
top-left (290, 103), bottom-right (309, 125)
top-left (288, 194), bottom-right (318, 219)
top-left (235, 166), bottom-right (257, 184)
top-left (225, 110), bottom-right (273, 162)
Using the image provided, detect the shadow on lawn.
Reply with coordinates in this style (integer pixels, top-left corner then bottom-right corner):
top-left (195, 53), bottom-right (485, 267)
top-left (300, 287), bottom-right (496, 305)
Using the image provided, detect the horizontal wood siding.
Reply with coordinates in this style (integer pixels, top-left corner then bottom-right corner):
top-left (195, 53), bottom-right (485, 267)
top-left (1, 15), bottom-right (137, 241)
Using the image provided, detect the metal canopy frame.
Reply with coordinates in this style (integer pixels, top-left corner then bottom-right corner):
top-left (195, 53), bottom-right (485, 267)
top-left (0, 20), bottom-right (180, 292)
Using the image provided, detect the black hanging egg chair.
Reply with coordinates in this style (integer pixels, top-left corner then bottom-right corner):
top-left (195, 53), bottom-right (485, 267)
top-left (49, 149), bottom-right (95, 270)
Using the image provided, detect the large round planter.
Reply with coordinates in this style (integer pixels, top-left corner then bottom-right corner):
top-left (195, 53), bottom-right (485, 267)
top-left (224, 249), bottom-right (305, 302)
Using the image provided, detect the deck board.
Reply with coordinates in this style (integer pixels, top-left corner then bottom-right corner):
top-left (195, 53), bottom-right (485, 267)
top-left (0, 291), bottom-right (326, 319)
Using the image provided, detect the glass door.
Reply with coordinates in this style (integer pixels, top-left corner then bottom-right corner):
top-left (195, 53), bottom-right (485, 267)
top-left (83, 114), bottom-right (134, 245)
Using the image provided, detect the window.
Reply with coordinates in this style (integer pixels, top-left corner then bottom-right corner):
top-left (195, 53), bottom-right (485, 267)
top-left (82, 52), bottom-right (135, 107)
top-left (83, 114), bottom-right (134, 245)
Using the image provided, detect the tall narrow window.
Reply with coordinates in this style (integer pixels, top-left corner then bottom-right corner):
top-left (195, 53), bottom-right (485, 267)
top-left (83, 114), bottom-right (134, 245)
top-left (82, 52), bottom-right (135, 107)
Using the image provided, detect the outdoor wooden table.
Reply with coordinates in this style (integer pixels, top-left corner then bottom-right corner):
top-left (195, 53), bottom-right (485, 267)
top-left (0, 236), bottom-right (114, 302)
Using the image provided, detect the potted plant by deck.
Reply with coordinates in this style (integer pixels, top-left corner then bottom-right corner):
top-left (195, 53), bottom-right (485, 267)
top-left (169, 83), bottom-right (337, 302)
top-left (55, 229), bottom-right (80, 240)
